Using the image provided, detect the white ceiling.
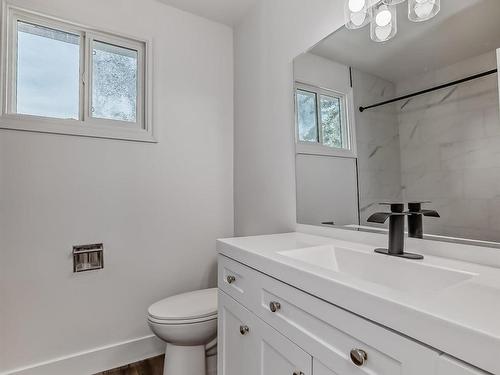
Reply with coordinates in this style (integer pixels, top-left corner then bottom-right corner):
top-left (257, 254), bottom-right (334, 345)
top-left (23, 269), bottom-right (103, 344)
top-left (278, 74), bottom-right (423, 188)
top-left (157, 0), bottom-right (258, 26)
top-left (310, 0), bottom-right (500, 82)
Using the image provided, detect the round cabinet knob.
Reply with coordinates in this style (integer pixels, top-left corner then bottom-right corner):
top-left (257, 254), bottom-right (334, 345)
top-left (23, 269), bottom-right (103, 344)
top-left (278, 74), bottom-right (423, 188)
top-left (226, 275), bottom-right (236, 284)
top-left (269, 301), bottom-right (281, 313)
top-left (350, 349), bottom-right (368, 367)
top-left (239, 325), bottom-right (249, 335)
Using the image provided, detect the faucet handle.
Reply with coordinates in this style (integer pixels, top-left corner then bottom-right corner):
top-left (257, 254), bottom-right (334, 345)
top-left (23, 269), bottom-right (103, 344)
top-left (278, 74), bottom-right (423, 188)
top-left (367, 212), bottom-right (393, 224)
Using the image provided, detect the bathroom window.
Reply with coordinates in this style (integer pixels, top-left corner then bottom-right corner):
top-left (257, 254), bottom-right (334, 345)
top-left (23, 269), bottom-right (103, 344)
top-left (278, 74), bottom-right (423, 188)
top-left (295, 83), bottom-right (355, 157)
top-left (0, 5), bottom-right (154, 142)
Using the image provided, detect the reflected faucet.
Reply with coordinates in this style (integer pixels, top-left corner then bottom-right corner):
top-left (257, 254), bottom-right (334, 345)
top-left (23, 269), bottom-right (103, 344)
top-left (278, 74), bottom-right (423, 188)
top-left (407, 202), bottom-right (440, 239)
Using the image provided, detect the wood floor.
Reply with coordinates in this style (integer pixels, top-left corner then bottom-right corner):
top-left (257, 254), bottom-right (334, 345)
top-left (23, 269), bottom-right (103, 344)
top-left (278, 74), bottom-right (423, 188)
top-left (93, 355), bottom-right (165, 375)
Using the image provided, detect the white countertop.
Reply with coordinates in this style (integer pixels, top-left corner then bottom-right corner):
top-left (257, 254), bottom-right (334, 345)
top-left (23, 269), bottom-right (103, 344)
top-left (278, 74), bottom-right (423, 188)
top-left (217, 230), bottom-right (500, 374)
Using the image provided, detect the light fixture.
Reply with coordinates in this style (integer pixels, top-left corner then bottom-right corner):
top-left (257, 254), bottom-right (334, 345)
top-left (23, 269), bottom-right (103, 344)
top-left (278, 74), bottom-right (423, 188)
top-left (408, 0), bottom-right (440, 22)
top-left (344, 0), bottom-right (441, 42)
top-left (344, 0), bottom-right (370, 29)
top-left (370, 2), bottom-right (397, 42)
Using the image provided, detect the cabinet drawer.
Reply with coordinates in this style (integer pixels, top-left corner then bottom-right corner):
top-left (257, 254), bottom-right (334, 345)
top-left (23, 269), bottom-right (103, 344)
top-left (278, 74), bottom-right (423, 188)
top-left (437, 355), bottom-right (489, 375)
top-left (258, 274), bottom-right (438, 374)
top-left (218, 255), bottom-right (259, 306)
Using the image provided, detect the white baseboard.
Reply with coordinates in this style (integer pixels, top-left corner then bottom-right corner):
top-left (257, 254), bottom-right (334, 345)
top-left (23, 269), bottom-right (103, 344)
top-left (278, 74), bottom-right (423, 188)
top-left (3, 335), bottom-right (165, 375)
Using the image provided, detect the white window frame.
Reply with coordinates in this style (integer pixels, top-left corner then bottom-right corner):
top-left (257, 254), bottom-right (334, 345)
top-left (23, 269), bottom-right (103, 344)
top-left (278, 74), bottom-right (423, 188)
top-left (294, 81), bottom-right (357, 158)
top-left (0, 2), bottom-right (155, 142)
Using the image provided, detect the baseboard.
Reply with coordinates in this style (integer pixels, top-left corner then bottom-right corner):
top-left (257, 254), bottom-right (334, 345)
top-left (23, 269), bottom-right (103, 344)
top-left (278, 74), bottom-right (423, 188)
top-left (3, 335), bottom-right (165, 375)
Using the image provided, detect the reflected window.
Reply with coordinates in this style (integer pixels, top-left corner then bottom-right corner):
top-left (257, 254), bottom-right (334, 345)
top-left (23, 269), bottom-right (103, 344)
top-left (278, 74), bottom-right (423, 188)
top-left (295, 83), bottom-right (350, 152)
top-left (296, 90), bottom-right (318, 142)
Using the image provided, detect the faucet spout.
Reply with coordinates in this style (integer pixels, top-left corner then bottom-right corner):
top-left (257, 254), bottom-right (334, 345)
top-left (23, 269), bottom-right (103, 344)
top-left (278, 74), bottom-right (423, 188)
top-left (367, 202), bottom-right (424, 260)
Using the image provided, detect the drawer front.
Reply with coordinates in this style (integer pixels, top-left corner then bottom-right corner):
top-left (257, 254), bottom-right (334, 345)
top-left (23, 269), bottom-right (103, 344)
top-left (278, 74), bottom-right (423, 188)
top-left (437, 355), bottom-right (489, 375)
top-left (258, 276), bottom-right (438, 375)
top-left (218, 255), bottom-right (259, 307)
top-left (218, 255), bottom-right (439, 375)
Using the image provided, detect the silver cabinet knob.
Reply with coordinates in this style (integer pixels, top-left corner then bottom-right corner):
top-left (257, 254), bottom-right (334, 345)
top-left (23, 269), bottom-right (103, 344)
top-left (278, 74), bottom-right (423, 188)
top-left (226, 275), bottom-right (236, 284)
top-left (350, 349), bottom-right (368, 367)
top-left (239, 325), bottom-right (249, 335)
top-left (269, 301), bottom-right (281, 313)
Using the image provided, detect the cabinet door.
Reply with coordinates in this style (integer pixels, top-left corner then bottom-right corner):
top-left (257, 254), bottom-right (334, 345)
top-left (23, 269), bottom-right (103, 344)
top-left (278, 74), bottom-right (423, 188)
top-left (218, 291), bottom-right (259, 375)
top-left (218, 290), bottom-right (312, 375)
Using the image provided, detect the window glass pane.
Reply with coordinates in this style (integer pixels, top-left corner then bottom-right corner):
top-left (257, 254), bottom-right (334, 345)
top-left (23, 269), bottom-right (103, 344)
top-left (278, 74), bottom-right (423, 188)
top-left (296, 90), bottom-right (318, 143)
top-left (92, 40), bottom-right (138, 123)
top-left (16, 21), bottom-right (80, 119)
top-left (320, 95), bottom-right (344, 148)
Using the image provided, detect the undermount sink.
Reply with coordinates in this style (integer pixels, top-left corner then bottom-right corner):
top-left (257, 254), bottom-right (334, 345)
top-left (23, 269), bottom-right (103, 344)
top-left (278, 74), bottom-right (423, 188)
top-left (279, 245), bottom-right (476, 296)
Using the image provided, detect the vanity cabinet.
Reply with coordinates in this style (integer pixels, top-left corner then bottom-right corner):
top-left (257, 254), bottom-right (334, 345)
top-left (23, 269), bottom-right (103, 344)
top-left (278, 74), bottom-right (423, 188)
top-left (219, 291), bottom-right (312, 375)
top-left (218, 255), bottom-right (489, 375)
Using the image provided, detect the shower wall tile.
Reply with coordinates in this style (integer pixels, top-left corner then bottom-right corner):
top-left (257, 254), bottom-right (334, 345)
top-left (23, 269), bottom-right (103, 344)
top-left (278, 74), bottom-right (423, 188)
top-left (396, 51), bottom-right (500, 242)
top-left (352, 69), bottom-right (403, 226)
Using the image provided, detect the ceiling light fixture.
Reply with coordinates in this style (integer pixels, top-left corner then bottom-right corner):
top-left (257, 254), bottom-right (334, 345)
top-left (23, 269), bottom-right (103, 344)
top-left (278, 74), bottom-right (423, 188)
top-left (344, 0), bottom-right (441, 42)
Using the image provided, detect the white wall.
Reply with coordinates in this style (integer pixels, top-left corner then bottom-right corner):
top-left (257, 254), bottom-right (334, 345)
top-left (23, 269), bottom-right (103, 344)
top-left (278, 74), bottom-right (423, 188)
top-left (293, 53), bottom-right (358, 226)
top-left (0, 0), bottom-right (234, 373)
top-left (233, 0), bottom-right (346, 236)
top-left (296, 154), bottom-right (358, 226)
top-left (294, 52), bottom-right (350, 92)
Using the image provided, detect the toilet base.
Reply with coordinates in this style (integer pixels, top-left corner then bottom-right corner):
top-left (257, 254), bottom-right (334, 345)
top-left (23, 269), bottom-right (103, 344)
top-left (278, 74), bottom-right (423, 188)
top-left (164, 343), bottom-right (206, 375)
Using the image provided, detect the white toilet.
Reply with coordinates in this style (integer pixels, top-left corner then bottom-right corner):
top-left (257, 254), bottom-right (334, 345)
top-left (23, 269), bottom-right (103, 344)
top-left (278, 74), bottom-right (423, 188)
top-left (148, 288), bottom-right (218, 375)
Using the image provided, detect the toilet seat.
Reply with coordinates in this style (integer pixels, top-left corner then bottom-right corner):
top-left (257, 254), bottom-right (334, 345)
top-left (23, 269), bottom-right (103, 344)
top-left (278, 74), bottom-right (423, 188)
top-left (148, 313), bottom-right (217, 326)
top-left (148, 287), bottom-right (218, 323)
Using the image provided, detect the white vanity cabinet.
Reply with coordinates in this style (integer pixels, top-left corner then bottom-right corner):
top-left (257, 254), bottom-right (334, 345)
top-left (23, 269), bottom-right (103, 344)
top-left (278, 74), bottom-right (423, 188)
top-left (217, 254), bottom-right (490, 375)
top-left (218, 291), bottom-right (312, 375)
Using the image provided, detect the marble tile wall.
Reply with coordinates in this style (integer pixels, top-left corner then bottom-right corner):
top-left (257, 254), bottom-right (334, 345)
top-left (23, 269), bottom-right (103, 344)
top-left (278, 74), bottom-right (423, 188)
top-left (352, 69), bottom-right (403, 227)
top-left (396, 51), bottom-right (500, 242)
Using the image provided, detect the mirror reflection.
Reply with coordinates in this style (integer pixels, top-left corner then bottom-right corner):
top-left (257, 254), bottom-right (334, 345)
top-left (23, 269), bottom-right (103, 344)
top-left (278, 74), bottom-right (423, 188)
top-left (294, 0), bottom-right (500, 243)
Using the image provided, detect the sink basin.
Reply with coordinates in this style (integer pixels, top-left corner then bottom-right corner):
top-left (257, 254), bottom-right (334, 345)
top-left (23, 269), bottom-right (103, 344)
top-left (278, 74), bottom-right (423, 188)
top-left (279, 245), bottom-right (476, 296)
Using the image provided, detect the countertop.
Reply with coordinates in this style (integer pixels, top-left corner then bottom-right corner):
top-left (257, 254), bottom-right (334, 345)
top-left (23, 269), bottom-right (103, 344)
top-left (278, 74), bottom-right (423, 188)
top-left (217, 230), bottom-right (500, 374)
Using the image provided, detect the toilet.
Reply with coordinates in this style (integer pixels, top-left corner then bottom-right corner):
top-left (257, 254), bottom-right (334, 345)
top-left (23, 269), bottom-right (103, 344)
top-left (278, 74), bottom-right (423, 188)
top-left (148, 288), bottom-right (218, 375)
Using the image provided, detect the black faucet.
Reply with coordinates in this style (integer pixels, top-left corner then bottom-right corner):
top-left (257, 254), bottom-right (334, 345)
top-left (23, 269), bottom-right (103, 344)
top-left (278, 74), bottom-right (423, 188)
top-left (407, 201), bottom-right (440, 239)
top-left (367, 203), bottom-right (424, 260)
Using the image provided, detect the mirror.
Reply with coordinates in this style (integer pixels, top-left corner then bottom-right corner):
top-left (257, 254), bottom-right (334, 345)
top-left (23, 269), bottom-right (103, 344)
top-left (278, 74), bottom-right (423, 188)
top-left (294, 0), bottom-right (500, 244)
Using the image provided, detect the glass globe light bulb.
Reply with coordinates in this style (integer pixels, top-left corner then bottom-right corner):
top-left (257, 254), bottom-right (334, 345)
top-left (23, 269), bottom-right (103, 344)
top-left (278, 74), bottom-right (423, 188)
top-left (408, 0), bottom-right (440, 22)
top-left (348, 0), bottom-right (366, 13)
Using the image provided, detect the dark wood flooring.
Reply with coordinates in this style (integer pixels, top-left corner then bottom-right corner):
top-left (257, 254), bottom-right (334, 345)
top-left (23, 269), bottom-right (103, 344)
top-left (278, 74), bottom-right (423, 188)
top-left (94, 355), bottom-right (165, 375)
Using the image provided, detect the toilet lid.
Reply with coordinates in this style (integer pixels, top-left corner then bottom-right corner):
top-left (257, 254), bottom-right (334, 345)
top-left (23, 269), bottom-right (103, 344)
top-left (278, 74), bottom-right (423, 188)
top-left (148, 288), bottom-right (218, 321)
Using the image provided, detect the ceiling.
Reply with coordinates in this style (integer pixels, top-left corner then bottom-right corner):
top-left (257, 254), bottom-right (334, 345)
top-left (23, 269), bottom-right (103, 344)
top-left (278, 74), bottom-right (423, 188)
top-left (310, 0), bottom-right (500, 82)
top-left (157, 0), bottom-right (258, 26)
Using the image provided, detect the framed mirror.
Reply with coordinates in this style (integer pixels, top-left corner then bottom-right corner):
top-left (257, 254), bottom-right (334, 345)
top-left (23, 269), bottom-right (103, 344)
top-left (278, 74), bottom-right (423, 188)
top-left (294, 0), bottom-right (500, 246)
